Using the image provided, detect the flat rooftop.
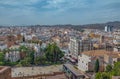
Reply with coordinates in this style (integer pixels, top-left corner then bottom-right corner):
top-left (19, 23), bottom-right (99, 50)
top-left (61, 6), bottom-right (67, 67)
top-left (81, 50), bottom-right (120, 57)
top-left (12, 65), bottom-right (62, 77)
top-left (105, 53), bottom-right (120, 58)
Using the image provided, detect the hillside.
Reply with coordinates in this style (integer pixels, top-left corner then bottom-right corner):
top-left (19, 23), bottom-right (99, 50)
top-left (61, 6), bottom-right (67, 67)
top-left (71, 21), bottom-right (120, 31)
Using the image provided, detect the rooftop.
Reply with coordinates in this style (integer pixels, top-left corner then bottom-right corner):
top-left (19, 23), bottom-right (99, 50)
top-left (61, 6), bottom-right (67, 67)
top-left (63, 64), bottom-right (85, 77)
top-left (12, 65), bottom-right (62, 77)
top-left (81, 50), bottom-right (120, 57)
top-left (106, 53), bottom-right (120, 58)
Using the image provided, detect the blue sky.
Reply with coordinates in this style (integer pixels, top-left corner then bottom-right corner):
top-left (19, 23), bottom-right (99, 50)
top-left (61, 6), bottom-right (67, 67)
top-left (0, 0), bottom-right (120, 25)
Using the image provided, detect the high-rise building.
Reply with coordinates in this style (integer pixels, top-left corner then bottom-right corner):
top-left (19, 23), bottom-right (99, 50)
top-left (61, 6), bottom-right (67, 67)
top-left (105, 25), bottom-right (113, 32)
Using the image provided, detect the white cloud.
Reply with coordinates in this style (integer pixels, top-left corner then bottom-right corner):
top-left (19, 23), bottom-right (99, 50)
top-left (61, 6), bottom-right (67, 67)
top-left (0, 0), bottom-right (40, 6)
top-left (0, 0), bottom-right (120, 25)
top-left (43, 0), bottom-right (88, 11)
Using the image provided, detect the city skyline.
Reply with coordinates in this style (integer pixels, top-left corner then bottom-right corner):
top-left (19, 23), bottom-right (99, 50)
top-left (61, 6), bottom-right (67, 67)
top-left (0, 0), bottom-right (120, 25)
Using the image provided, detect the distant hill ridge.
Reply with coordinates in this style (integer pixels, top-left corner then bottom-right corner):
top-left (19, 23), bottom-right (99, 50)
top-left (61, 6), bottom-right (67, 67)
top-left (0, 21), bottom-right (120, 30)
top-left (84, 21), bottom-right (120, 29)
top-left (70, 21), bottom-right (120, 30)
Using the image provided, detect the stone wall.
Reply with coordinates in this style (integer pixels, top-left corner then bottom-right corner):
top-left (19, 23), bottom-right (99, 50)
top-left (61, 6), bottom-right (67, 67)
top-left (0, 66), bottom-right (11, 79)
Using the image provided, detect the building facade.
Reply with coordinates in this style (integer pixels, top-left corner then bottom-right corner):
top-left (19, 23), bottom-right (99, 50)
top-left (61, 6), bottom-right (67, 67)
top-left (5, 51), bottom-right (20, 62)
top-left (69, 37), bottom-right (81, 58)
top-left (78, 50), bottom-right (105, 72)
top-left (113, 30), bottom-right (120, 45)
top-left (69, 37), bottom-right (93, 58)
top-left (63, 64), bottom-right (89, 79)
top-left (104, 53), bottom-right (120, 67)
top-left (105, 25), bottom-right (113, 32)
top-left (113, 30), bottom-right (120, 52)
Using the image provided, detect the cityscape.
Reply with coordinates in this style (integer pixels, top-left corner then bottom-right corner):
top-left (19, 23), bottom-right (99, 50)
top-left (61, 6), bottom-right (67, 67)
top-left (0, 0), bottom-right (120, 79)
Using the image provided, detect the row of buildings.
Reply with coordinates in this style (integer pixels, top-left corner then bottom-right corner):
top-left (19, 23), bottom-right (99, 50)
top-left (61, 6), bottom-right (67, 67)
top-left (65, 28), bottom-right (120, 78)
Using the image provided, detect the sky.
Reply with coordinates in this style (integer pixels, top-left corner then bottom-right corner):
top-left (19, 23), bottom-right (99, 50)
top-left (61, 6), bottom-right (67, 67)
top-left (0, 0), bottom-right (120, 25)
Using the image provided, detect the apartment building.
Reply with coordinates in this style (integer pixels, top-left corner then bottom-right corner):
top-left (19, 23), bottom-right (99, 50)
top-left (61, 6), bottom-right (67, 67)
top-left (69, 37), bottom-right (93, 58)
top-left (113, 30), bottom-right (120, 45)
top-left (78, 50), bottom-right (105, 72)
top-left (5, 51), bottom-right (20, 62)
top-left (69, 37), bottom-right (81, 58)
top-left (113, 30), bottom-right (120, 52)
top-left (104, 53), bottom-right (120, 67)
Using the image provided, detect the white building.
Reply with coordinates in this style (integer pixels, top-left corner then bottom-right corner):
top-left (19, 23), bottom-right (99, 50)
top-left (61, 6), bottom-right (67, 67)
top-left (5, 51), bottom-right (20, 62)
top-left (20, 43), bottom-right (40, 48)
top-left (34, 45), bottom-right (43, 57)
top-left (25, 35), bottom-right (32, 40)
top-left (69, 37), bottom-right (81, 58)
top-left (78, 54), bottom-right (92, 71)
top-left (114, 46), bottom-right (120, 52)
top-left (0, 43), bottom-right (7, 51)
top-left (78, 50), bottom-right (105, 72)
top-left (105, 25), bottom-right (113, 32)
top-left (113, 30), bottom-right (120, 45)
top-left (113, 30), bottom-right (120, 52)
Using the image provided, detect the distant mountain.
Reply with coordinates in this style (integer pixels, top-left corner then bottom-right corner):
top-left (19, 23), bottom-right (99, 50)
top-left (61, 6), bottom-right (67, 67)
top-left (0, 21), bottom-right (120, 30)
top-left (71, 21), bottom-right (120, 31)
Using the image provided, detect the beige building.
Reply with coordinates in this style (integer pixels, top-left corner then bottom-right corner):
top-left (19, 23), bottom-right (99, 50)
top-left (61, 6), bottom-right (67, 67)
top-left (78, 50), bottom-right (105, 72)
top-left (104, 53), bottom-right (120, 67)
top-left (78, 50), bottom-right (120, 72)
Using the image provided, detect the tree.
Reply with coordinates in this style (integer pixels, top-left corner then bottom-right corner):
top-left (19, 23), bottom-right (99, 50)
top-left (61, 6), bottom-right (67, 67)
top-left (19, 45), bottom-right (31, 59)
top-left (29, 52), bottom-right (34, 64)
top-left (95, 72), bottom-right (101, 79)
top-left (19, 57), bottom-right (31, 66)
top-left (0, 52), bottom-right (5, 65)
top-left (112, 62), bottom-right (120, 76)
top-left (101, 73), bottom-right (110, 79)
top-left (80, 29), bottom-right (85, 33)
top-left (106, 65), bottom-right (112, 72)
top-left (94, 59), bottom-right (99, 72)
top-left (45, 43), bottom-right (64, 63)
top-left (95, 62), bottom-right (120, 79)
top-left (34, 57), bottom-right (40, 65)
top-left (19, 45), bottom-right (29, 52)
top-left (22, 35), bottom-right (25, 42)
top-left (34, 56), bottom-right (46, 65)
top-left (95, 72), bottom-right (110, 79)
top-left (19, 46), bottom-right (35, 66)
top-left (0, 52), bottom-right (4, 61)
